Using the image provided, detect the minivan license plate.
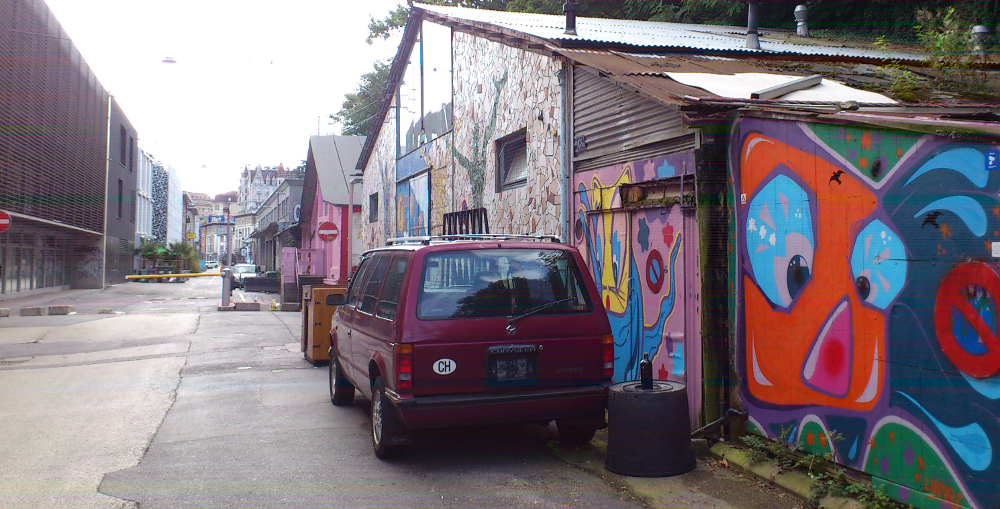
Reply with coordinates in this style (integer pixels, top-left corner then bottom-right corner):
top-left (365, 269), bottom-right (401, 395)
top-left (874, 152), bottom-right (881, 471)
top-left (487, 345), bottom-right (538, 388)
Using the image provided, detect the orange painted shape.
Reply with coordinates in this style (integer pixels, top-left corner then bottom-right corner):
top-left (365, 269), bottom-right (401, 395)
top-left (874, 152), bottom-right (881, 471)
top-left (741, 133), bottom-right (884, 412)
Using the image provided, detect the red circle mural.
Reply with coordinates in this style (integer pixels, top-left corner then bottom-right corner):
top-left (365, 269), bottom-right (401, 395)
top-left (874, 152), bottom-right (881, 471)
top-left (645, 249), bottom-right (665, 294)
top-left (934, 262), bottom-right (1000, 378)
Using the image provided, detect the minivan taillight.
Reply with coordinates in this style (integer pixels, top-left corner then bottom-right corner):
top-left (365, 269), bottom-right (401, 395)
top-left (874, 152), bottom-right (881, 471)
top-left (394, 343), bottom-right (413, 393)
top-left (601, 334), bottom-right (614, 380)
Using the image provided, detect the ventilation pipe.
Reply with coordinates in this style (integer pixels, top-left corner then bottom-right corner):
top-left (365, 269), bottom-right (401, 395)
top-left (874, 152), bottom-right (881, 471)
top-left (973, 25), bottom-right (989, 60)
top-left (794, 4), bottom-right (809, 38)
top-left (563, 0), bottom-right (578, 36)
top-left (746, 1), bottom-right (761, 50)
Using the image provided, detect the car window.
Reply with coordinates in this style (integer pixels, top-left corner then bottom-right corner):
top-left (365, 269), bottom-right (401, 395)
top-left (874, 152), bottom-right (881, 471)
top-left (358, 254), bottom-right (391, 315)
top-left (234, 265), bottom-right (255, 273)
top-left (417, 248), bottom-right (593, 320)
top-left (376, 254), bottom-right (410, 321)
top-left (344, 257), bottom-right (372, 307)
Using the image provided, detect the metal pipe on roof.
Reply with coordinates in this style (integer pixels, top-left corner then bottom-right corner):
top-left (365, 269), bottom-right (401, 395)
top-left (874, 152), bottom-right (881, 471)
top-left (563, 1), bottom-right (578, 36)
top-left (794, 5), bottom-right (809, 38)
top-left (746, 1), bottom-right (761, 50)
top-left (751, 74), bottom-right (823, 99)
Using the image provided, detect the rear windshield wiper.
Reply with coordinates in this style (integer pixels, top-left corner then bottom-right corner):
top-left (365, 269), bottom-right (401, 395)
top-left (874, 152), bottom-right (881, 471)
top-left (507, 298), bottom-right (577, 326)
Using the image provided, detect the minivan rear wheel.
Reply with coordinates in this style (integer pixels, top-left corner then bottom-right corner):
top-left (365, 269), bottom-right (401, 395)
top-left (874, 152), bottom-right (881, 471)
top-left (329, 358), bottom-right (355, 406)
top-left (371, 378), bottom-right (403, 459)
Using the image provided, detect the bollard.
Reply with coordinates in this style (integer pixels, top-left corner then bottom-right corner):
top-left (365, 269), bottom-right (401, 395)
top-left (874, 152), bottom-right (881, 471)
top-left (222, 268), bottom-right (232, 307)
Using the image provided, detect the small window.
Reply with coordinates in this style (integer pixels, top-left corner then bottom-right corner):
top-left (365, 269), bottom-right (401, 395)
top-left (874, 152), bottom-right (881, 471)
top-left (496, 130), bottom-right (528, 190)
top-left (369, 193), bottom-right (379, 223)
top-left (117, 179), bottom-right (123, 219)
top-left (376, 254), bottom-right (410, 321)
top-left (128, 137), bottom-right (135, 173)
top-left (359, 254), bottom-right (391, 314)
top-left (119, 126), bottom-right (127, 165)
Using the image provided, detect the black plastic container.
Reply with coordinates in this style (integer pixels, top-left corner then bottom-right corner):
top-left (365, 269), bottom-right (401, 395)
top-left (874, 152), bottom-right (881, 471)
top-left (606, 380), bottom-right (695, 477)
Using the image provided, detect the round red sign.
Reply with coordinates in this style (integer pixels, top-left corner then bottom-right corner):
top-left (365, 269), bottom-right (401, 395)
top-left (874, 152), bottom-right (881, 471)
top-left (317, 221), bottom-right (339, 242)
top-left (0, 210), bottom-right (10, 233)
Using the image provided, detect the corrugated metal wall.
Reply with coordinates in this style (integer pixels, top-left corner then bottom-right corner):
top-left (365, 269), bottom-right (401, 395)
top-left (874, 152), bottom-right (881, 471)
top-left (573, 67), bottom-right (694, 171)
top-left (0, 0), bottom-right (109, 234)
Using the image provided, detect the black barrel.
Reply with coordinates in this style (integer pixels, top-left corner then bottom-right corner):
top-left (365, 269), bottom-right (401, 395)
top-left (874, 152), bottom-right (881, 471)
top-left (606, 380), bottom-right (695, 477)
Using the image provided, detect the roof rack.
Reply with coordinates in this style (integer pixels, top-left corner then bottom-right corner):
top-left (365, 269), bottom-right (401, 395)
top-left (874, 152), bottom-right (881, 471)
top-left (385, 233), bottom-right (562, 246)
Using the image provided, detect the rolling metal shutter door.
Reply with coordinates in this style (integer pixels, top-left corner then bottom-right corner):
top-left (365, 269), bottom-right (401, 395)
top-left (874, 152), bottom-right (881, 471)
top-left (573, 67), bottom-right (693, 172)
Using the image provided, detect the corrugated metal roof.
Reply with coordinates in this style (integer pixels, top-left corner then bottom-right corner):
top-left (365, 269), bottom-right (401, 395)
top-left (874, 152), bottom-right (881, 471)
top-left (415, 4), bottom-right (925, 62)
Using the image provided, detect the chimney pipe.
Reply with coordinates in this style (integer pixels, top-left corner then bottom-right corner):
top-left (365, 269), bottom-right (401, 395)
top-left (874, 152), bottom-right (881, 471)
top-left (746, 1), bottom-right (761, 50)
top-left (794, 5), bottom-right (809, 38)
top-left (564, 1), bottom-right (578, 36)
top-left (972, 25), bottom-right (989, 60)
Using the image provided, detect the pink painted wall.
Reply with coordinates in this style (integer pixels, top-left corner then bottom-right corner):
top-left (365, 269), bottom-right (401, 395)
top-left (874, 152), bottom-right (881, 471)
top-left (303, 185), bottom-right (362, 282)
top-left (572, 152), bottom-right (703, 428)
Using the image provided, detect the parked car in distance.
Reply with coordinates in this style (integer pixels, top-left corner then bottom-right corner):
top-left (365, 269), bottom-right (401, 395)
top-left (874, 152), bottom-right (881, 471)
top-left (231, 263), bottom-right (258, 288)
top-left (203, 261), bottom-right (219, 271)
top-left (327, 234), bottom-right (614, 459)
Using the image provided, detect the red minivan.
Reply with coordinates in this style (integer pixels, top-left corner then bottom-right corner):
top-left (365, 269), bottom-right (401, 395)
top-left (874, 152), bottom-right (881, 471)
top-left (327, 235), bottom-right (614, 458)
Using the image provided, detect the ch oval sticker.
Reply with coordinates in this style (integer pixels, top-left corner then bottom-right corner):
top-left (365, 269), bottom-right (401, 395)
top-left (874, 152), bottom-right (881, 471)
top-left (433, 358), bottom-right (457, 375)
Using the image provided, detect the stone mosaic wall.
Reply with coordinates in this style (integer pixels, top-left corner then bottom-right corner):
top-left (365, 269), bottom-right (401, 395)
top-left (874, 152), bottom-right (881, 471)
top-left (362, 106), bottom-right (397, 251)
top-left (451, 32), bottom-right (563, 236)
top-left (362, 29), bottom-right (564, 250)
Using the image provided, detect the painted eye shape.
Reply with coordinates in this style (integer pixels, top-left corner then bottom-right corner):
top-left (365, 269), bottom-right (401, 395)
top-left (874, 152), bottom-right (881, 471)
top-left (787, 254), bottom-right (810, 301)
top-left (745, 174), bottom-right (816, 308)
top-left (856, 275), bottom-right (871, 301)
top-left (850, 220), bottom-right (907, 309)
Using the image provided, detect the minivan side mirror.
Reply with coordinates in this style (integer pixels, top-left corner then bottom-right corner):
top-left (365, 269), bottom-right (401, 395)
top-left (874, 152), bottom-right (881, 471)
top-left (326, 293), bottom-right (346, 306)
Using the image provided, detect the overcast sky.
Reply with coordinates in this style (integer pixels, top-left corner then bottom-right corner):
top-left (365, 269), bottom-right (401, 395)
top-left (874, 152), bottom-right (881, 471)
top-left (44, 0), bottom-right (404, 197)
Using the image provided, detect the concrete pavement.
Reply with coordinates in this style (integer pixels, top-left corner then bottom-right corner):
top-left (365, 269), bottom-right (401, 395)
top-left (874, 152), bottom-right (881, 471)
top-left (0, 279), bottom-right (807, 509)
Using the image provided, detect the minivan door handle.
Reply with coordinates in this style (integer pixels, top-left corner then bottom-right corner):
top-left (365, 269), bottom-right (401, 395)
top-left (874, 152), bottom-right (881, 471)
top-left (347, 330), bottom-right (352, 337)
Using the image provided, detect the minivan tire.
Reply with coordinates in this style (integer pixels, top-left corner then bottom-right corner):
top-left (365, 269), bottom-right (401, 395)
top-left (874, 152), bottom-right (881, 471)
top-left (329, 358), bottom-right (355, 406)
top-left (556, 420), bottom-right (598, 443)
top-left (371, 378), bottom-right (403, 459)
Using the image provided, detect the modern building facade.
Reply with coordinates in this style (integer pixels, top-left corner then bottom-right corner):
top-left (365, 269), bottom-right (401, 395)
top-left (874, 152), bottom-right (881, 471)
top-left (166, 167), bottom-right (183, 245)
top-left (135, 148), bottom-right (155, 249)
top-left (0, 0), bottom-right (114, 297)
top-left (151, 163), bottom-right (168, 245)
top-left (104, 97), bottom-right (139, 286)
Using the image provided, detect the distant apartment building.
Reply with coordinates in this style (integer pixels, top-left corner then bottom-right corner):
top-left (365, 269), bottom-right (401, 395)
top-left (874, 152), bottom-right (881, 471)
top-left (238, 164), bottom-right (300, 215)
top-left (249, 177), bottom-right (304, 272)
top-left (151, 164), bottom-right (168, 245)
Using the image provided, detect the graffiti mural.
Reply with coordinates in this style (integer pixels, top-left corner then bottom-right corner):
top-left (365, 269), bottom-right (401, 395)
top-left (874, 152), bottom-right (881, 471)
top-left (735, 118), bottom-right (1000, 509)
top-left (574, 154), bottom-right (700, 399)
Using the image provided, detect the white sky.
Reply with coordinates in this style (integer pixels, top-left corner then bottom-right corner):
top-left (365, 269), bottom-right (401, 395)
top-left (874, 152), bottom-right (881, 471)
top-left (44, 0), bottom-right (405, 197)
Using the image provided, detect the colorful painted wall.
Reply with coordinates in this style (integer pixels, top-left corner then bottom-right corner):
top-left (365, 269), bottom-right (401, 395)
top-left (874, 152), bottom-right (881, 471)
top-left (733, 117), bottom-right (1000, 509)
top-left (573, 153), bottom-right (703, 427)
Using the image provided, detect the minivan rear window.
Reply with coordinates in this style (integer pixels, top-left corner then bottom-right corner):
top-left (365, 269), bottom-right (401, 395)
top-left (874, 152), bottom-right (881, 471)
top-left (417, 249), bottom-right (593, 320)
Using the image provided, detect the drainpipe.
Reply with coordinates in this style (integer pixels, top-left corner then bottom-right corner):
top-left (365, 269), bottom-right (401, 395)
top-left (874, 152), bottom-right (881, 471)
top-left (746, 1), bottom-right (761, 50)
top-left (559, 64), bottom-right (573, 243)
top-left (100, 96), bottom-right (112, 289)
top-left (346, 177), bottom-right (362, 283)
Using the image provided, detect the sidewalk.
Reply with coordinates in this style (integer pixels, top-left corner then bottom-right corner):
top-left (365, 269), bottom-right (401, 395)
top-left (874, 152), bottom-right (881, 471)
top-left (551, 431), bottom-right (804, 509)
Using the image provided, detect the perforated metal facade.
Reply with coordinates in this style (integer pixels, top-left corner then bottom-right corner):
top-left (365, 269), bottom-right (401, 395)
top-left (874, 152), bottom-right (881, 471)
top-left (0, 0), bottom-right (110, 234)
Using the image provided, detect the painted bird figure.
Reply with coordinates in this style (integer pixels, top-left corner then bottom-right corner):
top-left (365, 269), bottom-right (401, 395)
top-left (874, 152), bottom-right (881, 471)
top-left (830, 170), bottom-right (845, 184)
top-left (922, 211), bottom-right (943, 229)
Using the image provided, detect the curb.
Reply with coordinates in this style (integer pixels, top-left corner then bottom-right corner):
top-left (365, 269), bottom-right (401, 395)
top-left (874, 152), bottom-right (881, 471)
top-left (709, 442), bottom-right (863, 509)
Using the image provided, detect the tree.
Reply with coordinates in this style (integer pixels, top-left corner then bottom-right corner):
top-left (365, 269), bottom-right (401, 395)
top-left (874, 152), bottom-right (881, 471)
top-left (330, 59), bottom-right (392, 137)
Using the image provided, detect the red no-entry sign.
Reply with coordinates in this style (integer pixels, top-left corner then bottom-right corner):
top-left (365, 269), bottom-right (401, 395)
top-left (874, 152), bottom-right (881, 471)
top-left (317, 221), bottom-right (339, 242)
top-left (0, 210), bottom-right (10, 233)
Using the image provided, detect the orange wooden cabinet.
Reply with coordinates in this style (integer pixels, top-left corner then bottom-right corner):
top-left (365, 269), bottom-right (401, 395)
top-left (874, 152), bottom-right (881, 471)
top-left (301, 285), bottom-right (347, 365)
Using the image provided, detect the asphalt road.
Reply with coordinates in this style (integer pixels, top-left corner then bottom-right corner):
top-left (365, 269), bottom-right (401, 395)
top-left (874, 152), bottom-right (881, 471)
top-left (0, 279), bottom-right (801, 509)
top-left (0, 279), bottom-right (647, 509)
